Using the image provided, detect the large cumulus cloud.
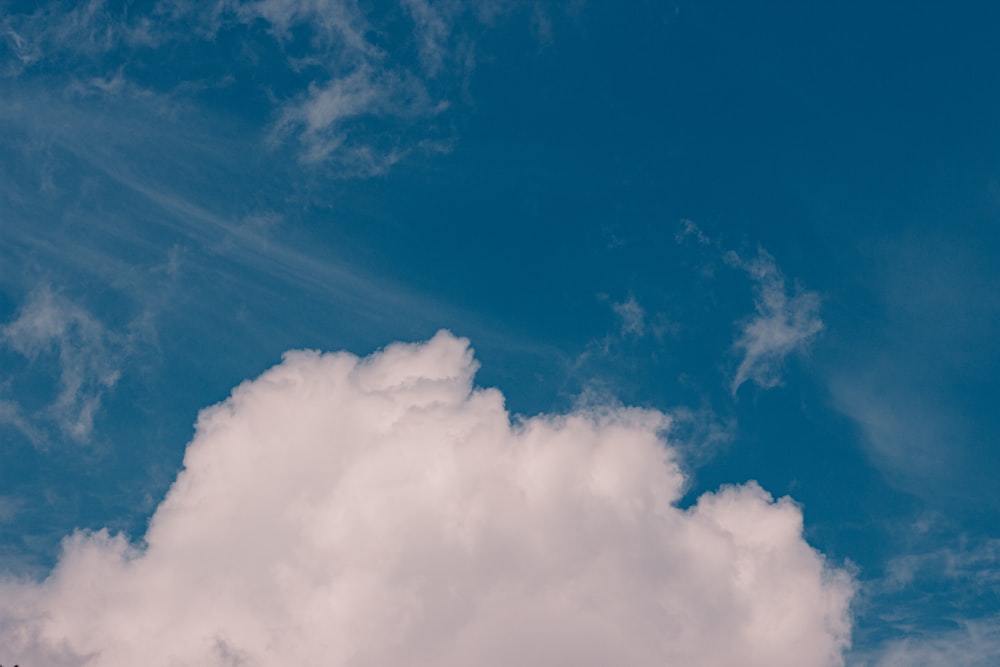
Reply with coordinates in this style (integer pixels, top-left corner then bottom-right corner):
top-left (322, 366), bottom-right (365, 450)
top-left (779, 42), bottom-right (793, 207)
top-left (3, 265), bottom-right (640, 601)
top-left (0, 331), bottom-right (853, 666)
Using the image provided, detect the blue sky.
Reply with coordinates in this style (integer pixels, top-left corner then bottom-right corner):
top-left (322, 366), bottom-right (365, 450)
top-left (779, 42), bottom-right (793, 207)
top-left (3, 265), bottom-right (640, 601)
top-left (1, 1), bottom-right (999, 665)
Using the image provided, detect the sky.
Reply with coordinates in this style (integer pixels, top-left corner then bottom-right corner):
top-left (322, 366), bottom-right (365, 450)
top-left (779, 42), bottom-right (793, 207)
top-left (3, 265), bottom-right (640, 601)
top-left (0, 1), bottom-right (998, 665)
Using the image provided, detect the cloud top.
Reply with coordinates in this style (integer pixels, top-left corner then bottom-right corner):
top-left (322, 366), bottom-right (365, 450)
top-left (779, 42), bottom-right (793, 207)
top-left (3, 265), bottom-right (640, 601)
top-left (0, 331), bottom-right (852, 666)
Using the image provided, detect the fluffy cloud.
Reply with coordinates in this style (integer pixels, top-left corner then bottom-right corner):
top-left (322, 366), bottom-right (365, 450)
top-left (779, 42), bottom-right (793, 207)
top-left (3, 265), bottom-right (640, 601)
top-left (0, 331), bottom-right (853, 666)
top-left (728, 249), bottom-right (824, 394)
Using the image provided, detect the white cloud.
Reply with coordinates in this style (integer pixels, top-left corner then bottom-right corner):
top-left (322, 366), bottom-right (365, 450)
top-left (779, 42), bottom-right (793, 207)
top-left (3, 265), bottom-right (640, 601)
top-left (0, 331), bottom-right (853, 666)
top-left (0, 287), bottom-right (124, 442)
top-left (728, 249), bottom-right (823, 394)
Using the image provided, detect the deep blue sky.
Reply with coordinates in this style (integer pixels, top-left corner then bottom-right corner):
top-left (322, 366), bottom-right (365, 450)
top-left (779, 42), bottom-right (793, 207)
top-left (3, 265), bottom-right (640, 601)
top-left (1, 1), bottom-right (999, 663)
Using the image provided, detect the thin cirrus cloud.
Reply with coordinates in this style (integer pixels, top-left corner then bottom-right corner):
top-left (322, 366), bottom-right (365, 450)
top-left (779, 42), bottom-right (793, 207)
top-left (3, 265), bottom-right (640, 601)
top-left (727, 248), bottom-right (824, 395)
top-left (0, 0), bottom-right (527, 173)
top-left (674, 222), bottom-right (823, 394)
top-left (0, 331), bottom-right (853, 667)
top-left (0, 286), bottom-right (129, 444)
top-left (854, 619), bottom-right (1000, 667)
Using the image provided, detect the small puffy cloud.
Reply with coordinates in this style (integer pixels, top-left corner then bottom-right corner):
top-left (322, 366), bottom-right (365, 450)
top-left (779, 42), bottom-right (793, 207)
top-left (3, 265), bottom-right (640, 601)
top-left (0, 331), bottom-right (853, 666)
top-left (0, 287), bottom-right (124, 442)
top-left (728, 249), bottom-right (823, 394)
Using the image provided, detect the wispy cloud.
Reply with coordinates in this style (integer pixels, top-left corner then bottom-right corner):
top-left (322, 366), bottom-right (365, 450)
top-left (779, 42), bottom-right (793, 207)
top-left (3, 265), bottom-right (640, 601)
top-left (727, 248), bottom-right (823, 395)
top-left (402, 0), bottom-right (456, 75)
top-left (1, 0), bottom-right (158, 74)
top-left (0, 287), bottom-right (127, 443)
top-left (0, 81), bottom-right (542, 385)
top-left (827, 377), bottom-right (963, 497)
top-left (853, 619), bottom-right (1000, 667)
top-left (884, 539), bottom-right (1000, 591)
top-left (823, 230), bottom-right (1000, 500)
top-left (1, 0), bottom-right (534, 173)
top-left (675, 218), bottom-right (713, 246)
top-left (611, 293), bottom-right (645, 338)
top-left (674, 220), bottom-right (823, 394)
top-left (0, 398), bottom-right (44, 446)
top-left (0, 495), bottom-right (20, 524)
top-left (272, 65), bottom-right (447, 171)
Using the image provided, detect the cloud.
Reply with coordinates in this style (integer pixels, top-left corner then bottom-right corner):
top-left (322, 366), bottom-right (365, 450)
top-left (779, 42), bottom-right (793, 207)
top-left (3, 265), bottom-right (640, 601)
top-left (0, 495), bottom-right (20, 524)
top-left (0, 1), bottom-right (569, 177)
top-left (402, 0), bottom-right (457, 75)
top-left (241, 0), bottom-right (463, 172)
top-left (0, 398), bottom-right (44, 446)
top-left (676, 218), bottom-right (713, 246)
top-left (611, 293), bottom-right (645, 337)
top-left (208, 0), bottom-right (447, 171)
top-left (823, 231), bottom-right (1000, 502)
top-left (853, 619), bottom-right (1000, 667)
top-left (884, 539), bottom-right (1000, 591)
top-left (864, 534), bottom-right (1000, 655)
top-left (827, 376), bottom-right (963, 498)
top-left (0, 1), bottom-right (94, 65)
top-left (0, 0), bottom-right (158, 75)
top-left (728, 249), bottom-right (823, 394)
top-left (1, 0), bottom-right (490, 173)
top-left (0, 331), bottom-right (853, 666)
top-left (0, 287), bottom-right (125, 443)
top-left (272, 66), bottom-right (446, 171)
